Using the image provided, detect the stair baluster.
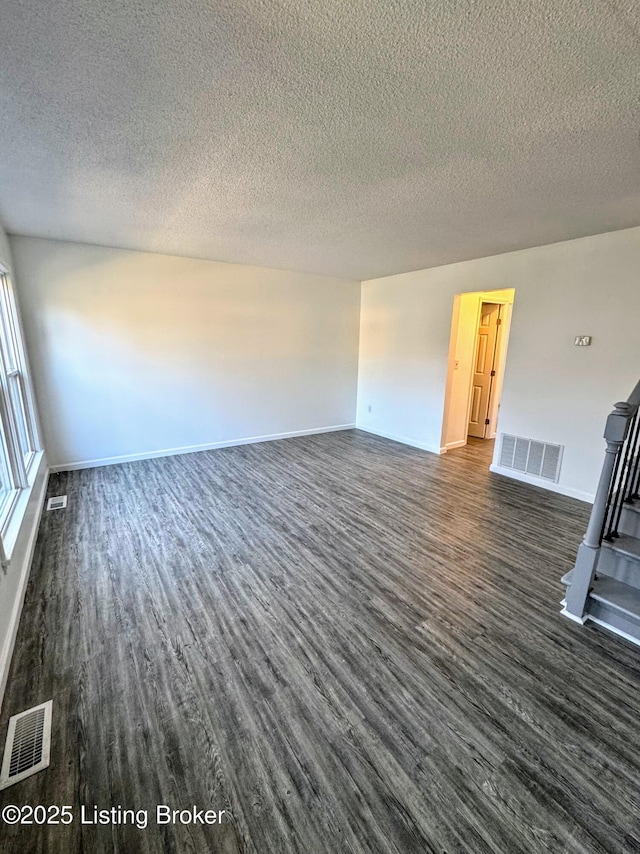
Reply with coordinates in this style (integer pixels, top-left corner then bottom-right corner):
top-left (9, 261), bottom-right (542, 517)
top-left (628, 440), bottom-right (640, 502)
top-left (606, 408), bottom-right (640, 539)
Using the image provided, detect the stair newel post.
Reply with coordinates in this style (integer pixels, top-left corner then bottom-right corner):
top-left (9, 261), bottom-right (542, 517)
top-left (563, 402), bottom-right (631, 622)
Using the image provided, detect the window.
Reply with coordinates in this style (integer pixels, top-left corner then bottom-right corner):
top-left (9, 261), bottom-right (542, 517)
top-left (0, 268), bottom-right (41, 534)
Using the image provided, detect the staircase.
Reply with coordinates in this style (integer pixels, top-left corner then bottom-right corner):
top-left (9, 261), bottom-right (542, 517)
top-left (562, 380), bottom-right (640, 645)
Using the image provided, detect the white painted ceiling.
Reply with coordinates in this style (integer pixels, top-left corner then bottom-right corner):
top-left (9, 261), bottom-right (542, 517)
top-left (1, 1), bottom-right (639, 280)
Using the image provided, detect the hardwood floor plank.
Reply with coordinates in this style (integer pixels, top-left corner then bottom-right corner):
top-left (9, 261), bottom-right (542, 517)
top-left (2, 430), bottom-right (638, 852)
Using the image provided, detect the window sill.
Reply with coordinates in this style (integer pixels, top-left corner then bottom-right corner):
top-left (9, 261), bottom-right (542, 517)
top-left (1, 450), bottom-right (46, 563)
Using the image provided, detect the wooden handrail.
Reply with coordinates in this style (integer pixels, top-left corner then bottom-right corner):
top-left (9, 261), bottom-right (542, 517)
top-left (627, 378), bottom-right (640, 409)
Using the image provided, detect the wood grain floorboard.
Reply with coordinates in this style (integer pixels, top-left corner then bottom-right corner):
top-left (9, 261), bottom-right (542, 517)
top-left (1, 430), bottom-right (639, 852)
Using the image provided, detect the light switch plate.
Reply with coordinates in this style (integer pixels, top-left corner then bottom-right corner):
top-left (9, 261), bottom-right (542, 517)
top-left (574, 336), bottom-right (592, 346)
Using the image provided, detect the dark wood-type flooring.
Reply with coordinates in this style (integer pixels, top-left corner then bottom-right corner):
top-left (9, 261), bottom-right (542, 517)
top-left (1, 430), bottom-right (640, 853)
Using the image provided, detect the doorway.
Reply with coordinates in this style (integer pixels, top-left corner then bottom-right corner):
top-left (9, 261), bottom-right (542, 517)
top-left (441, 288), bottom-right (515, 454)
top-left (468, 302), bottom-right (502, 439)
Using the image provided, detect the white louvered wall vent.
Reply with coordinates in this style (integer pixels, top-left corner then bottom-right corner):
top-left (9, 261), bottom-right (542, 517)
top-left (499, 435), bottom-right (563, 483)
top-left (0, 700), bottom-right (53, 790)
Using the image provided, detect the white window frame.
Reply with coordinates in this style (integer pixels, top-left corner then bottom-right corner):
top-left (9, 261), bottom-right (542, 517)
top-left (0, 265), bottom-right (42, 556)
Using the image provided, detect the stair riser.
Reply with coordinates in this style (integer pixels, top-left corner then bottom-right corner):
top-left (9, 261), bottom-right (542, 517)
top-left (596, 547), bottom-right (640, 590)
top-left (617, 505), bottom-right (640, 539)
top-left (588, 598), bottom-right (640, 646)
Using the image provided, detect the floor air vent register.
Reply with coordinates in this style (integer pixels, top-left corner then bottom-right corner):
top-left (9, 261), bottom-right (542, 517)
top-left (0, 701), bottom-right (53, 790)
top-left (46, 495), bottom-right (67, 511)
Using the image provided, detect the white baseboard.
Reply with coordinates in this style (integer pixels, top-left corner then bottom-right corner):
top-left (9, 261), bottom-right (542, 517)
top-left (0, 456), bottom-right (49, 713)
top-left (586, 615), bottom-right (640, 648)
top-left (355, 426), bottom-right (442, 455)
top-left (442, 439), bottom-right (467, 452)
top-left (489, 464), bottom-right (594, 504)
top-left (562, 606), bottom-right (640, 647)
top-left (559, 606), bottom-right (587, 625)
top-left (50, 424), bottom-right (356, 472)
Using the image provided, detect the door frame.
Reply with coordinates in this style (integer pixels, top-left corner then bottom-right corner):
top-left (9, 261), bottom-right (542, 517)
top-left (441, 288), bottom-right (515, 452)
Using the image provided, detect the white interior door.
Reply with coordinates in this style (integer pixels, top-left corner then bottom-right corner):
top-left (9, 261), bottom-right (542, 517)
top-left (468, 303), bottom-right (501, 439)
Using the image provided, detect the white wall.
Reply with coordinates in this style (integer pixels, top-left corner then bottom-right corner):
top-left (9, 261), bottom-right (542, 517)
top-left (0, 455), bottom-right (48, 712)
top-left (11, 237), bottom-right (361, 470)
top-left (0, 221), bottom-right (48, 713)
top-left (357, 225), bottom-right (640, 502)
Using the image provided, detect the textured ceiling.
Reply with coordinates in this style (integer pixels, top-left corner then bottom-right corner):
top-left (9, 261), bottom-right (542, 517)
top-left (1, 0), bottom-right (639, 280)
